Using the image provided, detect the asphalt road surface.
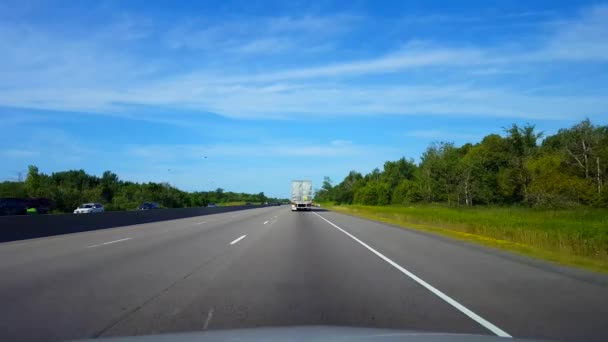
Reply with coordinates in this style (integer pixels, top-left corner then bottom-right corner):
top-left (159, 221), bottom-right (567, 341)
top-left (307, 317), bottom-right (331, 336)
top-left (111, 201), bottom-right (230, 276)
top-left (1, 206), bottom-right (607, 341)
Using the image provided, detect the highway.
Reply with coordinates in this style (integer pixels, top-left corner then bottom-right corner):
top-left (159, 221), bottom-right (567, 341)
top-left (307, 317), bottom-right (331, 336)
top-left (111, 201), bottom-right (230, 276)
top-left (1, 206), bottom-right (607, 341)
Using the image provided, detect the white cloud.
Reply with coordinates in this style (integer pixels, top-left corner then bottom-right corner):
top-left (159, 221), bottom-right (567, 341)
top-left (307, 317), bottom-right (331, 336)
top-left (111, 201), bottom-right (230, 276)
top-left (161, 14), bottom-right (353, 54)
top-left (330, 140), bottom-right (353, 147)
top-left (0, 149), bottom-right (40, 158)
top-left (539, 5), bottom-right (608, 61)
top-left (0, 5), bottom-right (607, 122)
top-left (232, 38), bottom-right (293, 54)
top-left (403, 129), bottom-right (479, 140)
top-left (125, 140), bottom-right (388, 160)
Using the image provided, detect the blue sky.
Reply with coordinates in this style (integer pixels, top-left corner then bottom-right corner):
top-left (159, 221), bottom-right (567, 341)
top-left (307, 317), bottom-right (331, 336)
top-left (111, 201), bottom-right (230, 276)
top-left (1, 0), bottom-right (607, 198)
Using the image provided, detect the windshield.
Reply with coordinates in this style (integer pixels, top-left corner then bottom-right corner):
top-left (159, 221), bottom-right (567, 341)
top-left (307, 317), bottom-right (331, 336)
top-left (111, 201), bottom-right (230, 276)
top-left (0, 1), bottom-right (607, 342)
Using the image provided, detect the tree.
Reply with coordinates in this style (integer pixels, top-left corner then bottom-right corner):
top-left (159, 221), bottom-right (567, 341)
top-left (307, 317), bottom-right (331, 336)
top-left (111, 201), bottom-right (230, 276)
top-left (101, 171), bottom-right (119, 203)
top-left (497, 124), bottom-right (542, 203)
top-left (314, 176), bottom-right (335, 202)
top-left (382, 158), bottom-right (417, 188)
top-left (418, 143), bottom-right (461, 204)
top-left (334, 171), bottom-right (364, 204)
top-left (0, 166), bottom-right (286, 212)
top-left (526, 152), bottom-right (593, 207)
top-left (542, 119), bottom-right (607, 204)
top-left (391, 179), bottom-right (420, 204)
top-left (354, 181), bottom-right (390, 205)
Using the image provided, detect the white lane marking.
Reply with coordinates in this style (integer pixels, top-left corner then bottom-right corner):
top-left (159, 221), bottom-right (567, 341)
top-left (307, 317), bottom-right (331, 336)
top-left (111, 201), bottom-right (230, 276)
top-left (312, 212), bottom-right (511, 338)
top-left (263, 220), bottom-right (269, 225)
top-left (87, 237), bottom-right (132, 248)
top-left (196, 221), bottom-right (207, 225)
top-left (229, 235), bottom-right (247, 245)
top-left (203, 307), bottom-right (214, 330)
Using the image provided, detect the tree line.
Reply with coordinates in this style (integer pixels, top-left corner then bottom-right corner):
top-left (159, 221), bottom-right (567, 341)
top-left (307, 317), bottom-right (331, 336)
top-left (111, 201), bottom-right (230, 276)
top-left (0, 167), bottom-right (284, 213)
top-left (315, 119), bottom-right (608, 208)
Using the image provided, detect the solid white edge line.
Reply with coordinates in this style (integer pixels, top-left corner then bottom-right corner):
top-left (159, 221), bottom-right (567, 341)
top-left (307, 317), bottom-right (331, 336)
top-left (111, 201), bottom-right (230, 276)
top-left (229, 235), bottom-right (247, 245)
top-left (263, 220), bottom-right (269, 224)
top-left (87, 237), bottom-right (132, 248)
top-left (312, 212), bottom-right (512, 338)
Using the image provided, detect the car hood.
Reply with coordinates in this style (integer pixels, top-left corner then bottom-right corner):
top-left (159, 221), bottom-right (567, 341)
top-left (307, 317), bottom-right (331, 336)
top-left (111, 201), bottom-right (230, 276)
top-left (73, 326), bottom-right (541, 341)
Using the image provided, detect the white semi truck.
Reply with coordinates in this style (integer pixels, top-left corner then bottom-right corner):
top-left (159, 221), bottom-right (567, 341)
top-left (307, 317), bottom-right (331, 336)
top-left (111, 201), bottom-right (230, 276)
top-left (291, 180), bottom-right (313, 211)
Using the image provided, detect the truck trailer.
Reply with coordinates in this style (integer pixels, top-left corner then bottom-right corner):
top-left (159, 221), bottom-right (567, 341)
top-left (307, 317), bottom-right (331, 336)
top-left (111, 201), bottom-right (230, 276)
top-left (291, 180), bottom-right (313, 211)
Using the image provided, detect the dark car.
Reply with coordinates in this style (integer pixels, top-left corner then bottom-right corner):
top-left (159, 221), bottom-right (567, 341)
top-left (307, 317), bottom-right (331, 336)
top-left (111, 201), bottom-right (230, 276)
top-left (0, 198), bottom-right (28, 216)
top-left (138, 202), bottom-right (160, 210)
top-left (25, 198), bottom-right (54, 214)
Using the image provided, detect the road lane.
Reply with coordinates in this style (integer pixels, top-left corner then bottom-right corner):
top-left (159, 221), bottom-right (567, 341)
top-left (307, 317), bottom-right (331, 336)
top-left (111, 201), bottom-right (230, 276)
top-left (312, 212), bottom-right (510, 337)
top-left (0, 206), bottom-right (282, 342)
top-left (87, 237), bottom-right (133, 248)
top-left (229, 235), bottom-right (247, 245)
top-left (1, 206), bottom-right (607, 341)
top-left (313, 210), bottom-right (608, 341)
top-left (102, 208), bottom-right (488, 337)
top-left (0, 206), bottom-right (277, 270)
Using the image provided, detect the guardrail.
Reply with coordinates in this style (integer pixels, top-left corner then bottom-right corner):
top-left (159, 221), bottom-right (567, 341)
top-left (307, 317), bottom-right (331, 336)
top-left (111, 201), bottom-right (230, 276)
top-left (0, 205), bottom-right (264, 243)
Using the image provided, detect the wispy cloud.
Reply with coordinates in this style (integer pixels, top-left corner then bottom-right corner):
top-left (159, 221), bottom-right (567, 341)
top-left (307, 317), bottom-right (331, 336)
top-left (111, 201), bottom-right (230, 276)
top-left (0, 5), bottom-right (607, 122)
top-left (0, 149), bottom-right (40, 159)
top-left (539, 5), bottom-right (608, 61)
top-left (161, 14), bottom-right (354, 54)
top-left (403, 129), bottom-right (480, 140)
top-left (125, 140), bottom-right (389, 161)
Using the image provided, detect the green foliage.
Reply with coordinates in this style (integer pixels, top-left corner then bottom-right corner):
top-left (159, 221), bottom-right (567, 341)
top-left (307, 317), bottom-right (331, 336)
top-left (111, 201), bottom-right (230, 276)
top-left (0, 181), bottom-right (26, 198)
top-left (391, 179), bottom-right (419, 204)
top-left (317, 119), bottom-right (608, 208)
top-left (0, 167), bottom-right (285, 213)
top-left (354, 181), bottom-right (390, 205)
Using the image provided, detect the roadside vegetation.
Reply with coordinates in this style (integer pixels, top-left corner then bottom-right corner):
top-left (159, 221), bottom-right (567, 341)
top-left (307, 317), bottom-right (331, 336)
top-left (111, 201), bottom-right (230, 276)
top-left (323, 204), bottom-right (608, 273)
top-left (0, 167), bottom-right (284, 213)
top-left (316, 119), bottom-right (608, 272)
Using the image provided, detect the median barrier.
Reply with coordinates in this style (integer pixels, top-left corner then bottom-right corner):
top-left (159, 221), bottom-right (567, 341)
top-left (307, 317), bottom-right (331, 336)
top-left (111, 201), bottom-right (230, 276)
top-left (0, 205), bottom-right (264, 243)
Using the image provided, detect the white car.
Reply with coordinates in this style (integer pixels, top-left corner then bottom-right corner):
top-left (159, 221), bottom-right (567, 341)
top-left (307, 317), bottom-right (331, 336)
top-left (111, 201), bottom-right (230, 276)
top-left (74, 203), bottom-right (104, 214)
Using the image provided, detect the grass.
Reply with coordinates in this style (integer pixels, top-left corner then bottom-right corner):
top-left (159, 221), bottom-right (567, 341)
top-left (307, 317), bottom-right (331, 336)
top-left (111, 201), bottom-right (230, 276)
top-left (322, 203), bottom-right (608, 274)
top-left (218, 201), bottom-right (248, 206)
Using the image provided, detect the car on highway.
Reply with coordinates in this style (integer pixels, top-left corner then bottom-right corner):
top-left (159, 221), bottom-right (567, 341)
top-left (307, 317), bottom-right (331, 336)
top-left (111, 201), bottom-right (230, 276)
top-left (207, 203), bottom-right (217, 207)
top-left (0, 198), bottom-right (28, 216)
top-left (73, 203), bottom-right (104, 214)
top-left (25, 198), bottom-right (54, 214)
top-left (138, 202), bottom-right (160, 210)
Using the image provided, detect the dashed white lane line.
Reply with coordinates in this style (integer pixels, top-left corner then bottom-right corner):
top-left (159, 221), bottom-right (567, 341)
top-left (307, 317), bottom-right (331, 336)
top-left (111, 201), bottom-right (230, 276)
top-left (87, 237), bottom-right (132, 248)
top-left (263, 220), bottom-right (269, 225)
top-left (196, 221), bottom-right (207, 225)
top-left (229, 235), bottom-right (247, 245)
top-left (312, 212), bottom-right (512, 338)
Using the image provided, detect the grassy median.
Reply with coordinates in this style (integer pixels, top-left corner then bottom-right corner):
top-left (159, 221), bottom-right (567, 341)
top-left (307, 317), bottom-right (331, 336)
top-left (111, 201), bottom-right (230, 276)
top-left (322, 204), bottom-right (608, 273)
